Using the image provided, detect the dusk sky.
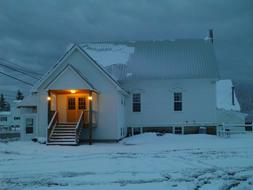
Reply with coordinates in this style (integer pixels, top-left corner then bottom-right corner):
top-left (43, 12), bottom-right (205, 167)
top-left (0, 0), bottom-right (253, 99)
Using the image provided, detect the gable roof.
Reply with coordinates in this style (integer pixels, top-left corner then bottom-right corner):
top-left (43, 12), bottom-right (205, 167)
top-left (32, 45), bottom-right (128, 94)
top-left (80, 40), bottom-right (220, 80)
top-left (33, 40), bottom-right (219, 93)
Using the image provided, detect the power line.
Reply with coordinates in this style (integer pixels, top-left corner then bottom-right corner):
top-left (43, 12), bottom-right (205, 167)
top-left (0, 57), bottom-right (43, 76)
top-left (0, 63), bottom-right (40, 80)
top-left (0, 71), bottom-right (33, 86)
top-left (0, 57), bottom-right (43, 75)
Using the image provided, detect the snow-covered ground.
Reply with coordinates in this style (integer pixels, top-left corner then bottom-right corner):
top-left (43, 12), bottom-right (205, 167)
top-left (1, 133), bottom-right (253, 190)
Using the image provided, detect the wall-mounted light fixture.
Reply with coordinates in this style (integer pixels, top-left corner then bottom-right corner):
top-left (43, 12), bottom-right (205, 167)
top-left (47, 97), bottom-right (51, 101)
top-left (88, 96), bottom-right (92, 101)
top-left (70, 90), bottom-right (76, 94)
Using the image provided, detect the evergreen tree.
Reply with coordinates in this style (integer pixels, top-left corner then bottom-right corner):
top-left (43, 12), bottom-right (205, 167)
top-left (0, 94), bottom-right (10, 111)
top-left (0, 94), bottom-right (6, 111)
top-left (16, 90), bottom-right (24, 100)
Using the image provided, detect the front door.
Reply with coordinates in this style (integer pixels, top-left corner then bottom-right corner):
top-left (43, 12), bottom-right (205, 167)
top-left (67, 96), bottom-right (86, 123)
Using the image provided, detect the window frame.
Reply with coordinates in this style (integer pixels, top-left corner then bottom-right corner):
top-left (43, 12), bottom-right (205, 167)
top-left (78, 97), bottom-right (86, 110)
top-left (68, 97), bottom-right (76, 110)
top-left (132, 93), bottom-right (141, 112)
top-left (25, 118), bottom-right (34, 134)
top-left (0, 116), bottom-right (7, 122)
top-left (173, 92), bottom-right (183, 112)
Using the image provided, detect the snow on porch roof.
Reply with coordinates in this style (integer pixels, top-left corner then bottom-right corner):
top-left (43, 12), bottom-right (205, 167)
top-left (79, 39), bottom-right (220, 80)
top-left (17, 95), bottom-right (37, 108)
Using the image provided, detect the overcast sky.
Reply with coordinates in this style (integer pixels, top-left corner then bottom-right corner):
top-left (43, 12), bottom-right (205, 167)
top-left (0, 0), bottom-right (253, 99)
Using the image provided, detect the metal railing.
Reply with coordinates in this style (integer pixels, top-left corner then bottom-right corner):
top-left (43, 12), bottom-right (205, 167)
top-left (75, 111), bottom-right (84, 144)
top-left (0, 125), bottom-right (20, 133)
top-left (217, 123), bottom-right (253, 137)
top-left (47, 111), bottom-right (58, 142)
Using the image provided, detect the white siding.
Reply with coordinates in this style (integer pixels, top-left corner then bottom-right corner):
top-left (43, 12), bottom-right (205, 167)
top-left (116, 94), bottom-right (126, 139)
top-left (121, 79), bottom-right (217, 127)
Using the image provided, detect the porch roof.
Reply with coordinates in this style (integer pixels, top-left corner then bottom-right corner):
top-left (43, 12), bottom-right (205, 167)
top-left (49, 89), bottom-right (98, 94)
top-left (17, 95), bottom-right (37, 108)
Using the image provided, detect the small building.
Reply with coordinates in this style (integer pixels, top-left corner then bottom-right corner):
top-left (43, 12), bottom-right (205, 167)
top-left (0, 100), bottom-right (22, 133)
top-left (0, 111), bottom-right (12, 130)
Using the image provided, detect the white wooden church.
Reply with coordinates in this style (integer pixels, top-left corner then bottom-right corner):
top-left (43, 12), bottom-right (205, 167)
top-left (17, 33), bottom-right (246, 145)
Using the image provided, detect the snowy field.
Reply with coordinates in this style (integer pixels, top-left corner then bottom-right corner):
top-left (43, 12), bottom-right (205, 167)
top-left (1, 134), bottom-right (253, 190)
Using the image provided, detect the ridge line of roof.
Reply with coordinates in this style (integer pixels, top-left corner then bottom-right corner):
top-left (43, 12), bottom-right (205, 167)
top-left (79, 39), bottom-right (212, 44)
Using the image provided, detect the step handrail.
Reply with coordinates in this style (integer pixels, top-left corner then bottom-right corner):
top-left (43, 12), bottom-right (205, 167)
top-left (75, 111), bottom-right (84, 144)
top-left (47, 111), bottom-right (58, 142)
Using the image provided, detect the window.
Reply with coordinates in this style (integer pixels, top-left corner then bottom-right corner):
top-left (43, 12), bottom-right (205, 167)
top-left (68, 97), bottom-right (76, 110)
top-left (25, 118), bottom-right (33, 134)
top-left (132, 93), bottom-right (141, 112)
top-left (174, 92), bottom-right (182, 111)
top-left (0, 116), bottom-right (7, 122)
top-left (78, 97), bottom-right (86, 110)
top-left (14, 117), bottom-right (20, 120)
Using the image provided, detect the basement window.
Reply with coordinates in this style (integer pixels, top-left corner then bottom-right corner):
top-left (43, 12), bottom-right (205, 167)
top-left (132, 93), bottom-right (141, 112)
top-left (25, 118), bottom-right (33, 134)
top-left (174, 92), bottom-right (182, 111)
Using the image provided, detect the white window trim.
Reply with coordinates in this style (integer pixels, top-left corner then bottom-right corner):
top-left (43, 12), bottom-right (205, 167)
top-left (132, 93), bottom-right (141, 113)
top-left (173, 92), bottom-right (183, 112)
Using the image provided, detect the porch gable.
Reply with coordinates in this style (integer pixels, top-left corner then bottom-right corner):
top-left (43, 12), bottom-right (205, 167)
top-left (33, 45), bottom-right (127, 95)
top-left (46, 65), bottom-right (95, 91)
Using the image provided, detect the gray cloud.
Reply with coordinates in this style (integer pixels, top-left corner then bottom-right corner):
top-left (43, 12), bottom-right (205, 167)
top-left (0, 0), bottom-right (253, 97)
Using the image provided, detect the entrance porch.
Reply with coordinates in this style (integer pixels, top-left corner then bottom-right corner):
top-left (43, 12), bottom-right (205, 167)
top-left (47, 89), bottom-right (98, 145)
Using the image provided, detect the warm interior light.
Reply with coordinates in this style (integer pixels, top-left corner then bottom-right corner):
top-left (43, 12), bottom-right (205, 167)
top-left (70, 90), bottom-right (76, 94)
top-left (47, 97), bottom-right (51, 101)
top-left (88, 96), bottom-right (92, 100)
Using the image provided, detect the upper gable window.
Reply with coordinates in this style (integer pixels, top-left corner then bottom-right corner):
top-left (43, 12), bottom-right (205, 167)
top-left (174, 92), bottom-right (182, 111)
top-left (132, 93), bottom-right (141, 112)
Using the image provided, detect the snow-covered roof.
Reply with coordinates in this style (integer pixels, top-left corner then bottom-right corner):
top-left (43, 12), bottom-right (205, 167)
top-left (0, 111), bottom-right (11, 116)
top-left (81, 43), bottom-right (134, 66)
top-left (216, 80), bottom-right (240, 111)
top-left (80, 40), bottom-right (219, 80)
top-left (18, 95), bottom-right (37, 107)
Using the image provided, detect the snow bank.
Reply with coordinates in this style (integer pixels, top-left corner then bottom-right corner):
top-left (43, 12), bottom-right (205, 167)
top-left (81, 43), bottom-right (135, 66)
top-left (216, 79), bottom-right (240, 111)
top-left (120, 133), bottom-right (218, 146)
top-left (32, 137), bottom-right (47, 144)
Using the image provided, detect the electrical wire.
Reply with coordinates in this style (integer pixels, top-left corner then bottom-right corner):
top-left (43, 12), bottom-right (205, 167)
top-left (0, 71), bottom-right (33, 86)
